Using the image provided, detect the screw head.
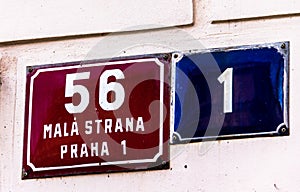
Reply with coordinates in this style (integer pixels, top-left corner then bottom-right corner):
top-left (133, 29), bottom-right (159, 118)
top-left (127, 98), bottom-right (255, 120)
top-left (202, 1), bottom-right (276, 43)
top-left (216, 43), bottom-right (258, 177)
top-left (22, 168), bottom-right (28, 178)
top-left (281, 43), bottom-right (286, 49)
top-left (279, 125), bottom-right (288, 135)
top-left (163, 54), bottom-right (169, 61)
top-left (28, 67), bottom-right (33, 73)
top-left (172, 134), bottom-right (178, 143)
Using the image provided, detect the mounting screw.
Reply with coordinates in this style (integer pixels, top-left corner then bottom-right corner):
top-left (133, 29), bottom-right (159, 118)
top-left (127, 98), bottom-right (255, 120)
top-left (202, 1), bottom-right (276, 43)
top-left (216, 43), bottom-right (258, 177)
top-left (22, 168), bottom-right (28, 178)
top-left (28, 66), bottom-right (34, 73)
top-left (281, 43), bottom-right (286, 49)
top-left (281, 127), bottom-right (287, 133)
top-left (172, 134), bottom-right (178, 143)
top-left (173, 53), bottom-right (179, 59)
top-left (279, 125), bottom-right (288, 135)
top-left (163, 54), bottom-right (169, 61)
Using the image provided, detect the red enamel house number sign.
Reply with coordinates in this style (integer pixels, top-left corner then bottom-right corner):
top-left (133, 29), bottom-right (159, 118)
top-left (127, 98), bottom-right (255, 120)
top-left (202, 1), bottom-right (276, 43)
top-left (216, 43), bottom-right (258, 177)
top-left (22, 55), bottom-right (170, 179)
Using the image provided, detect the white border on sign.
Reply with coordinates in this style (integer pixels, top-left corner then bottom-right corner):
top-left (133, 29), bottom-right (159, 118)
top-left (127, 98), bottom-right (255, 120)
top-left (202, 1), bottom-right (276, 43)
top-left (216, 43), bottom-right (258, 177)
top-left (26, 58), bottom-right (165, 172)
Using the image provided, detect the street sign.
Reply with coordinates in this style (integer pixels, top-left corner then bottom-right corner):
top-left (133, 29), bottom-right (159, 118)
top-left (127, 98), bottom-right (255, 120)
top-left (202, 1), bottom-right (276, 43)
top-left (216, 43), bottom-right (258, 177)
top-left (22, 55), bottom-right (171, 179)
top-left (172, 42), bottom-right (289, 143)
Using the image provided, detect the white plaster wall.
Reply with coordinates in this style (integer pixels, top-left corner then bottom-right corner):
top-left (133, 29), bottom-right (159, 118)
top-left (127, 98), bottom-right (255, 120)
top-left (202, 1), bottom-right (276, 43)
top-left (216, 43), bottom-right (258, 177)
top-left (211, 0), bottom-right (300, 21)
top-left (1, 0), bottom-right (300, 191)
top-left (0, 0), bottom-right (193, 42)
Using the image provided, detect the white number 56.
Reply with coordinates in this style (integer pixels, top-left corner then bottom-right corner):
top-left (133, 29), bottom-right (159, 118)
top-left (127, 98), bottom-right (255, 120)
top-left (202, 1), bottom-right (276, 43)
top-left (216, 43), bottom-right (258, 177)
top-left (64, 69), bottom-right (125, 114)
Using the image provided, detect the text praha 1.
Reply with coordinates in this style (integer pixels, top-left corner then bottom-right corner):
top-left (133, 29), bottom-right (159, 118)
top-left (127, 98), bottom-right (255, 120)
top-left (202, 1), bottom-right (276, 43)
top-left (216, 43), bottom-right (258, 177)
top-left (43, 117), bottom-right (145, 160)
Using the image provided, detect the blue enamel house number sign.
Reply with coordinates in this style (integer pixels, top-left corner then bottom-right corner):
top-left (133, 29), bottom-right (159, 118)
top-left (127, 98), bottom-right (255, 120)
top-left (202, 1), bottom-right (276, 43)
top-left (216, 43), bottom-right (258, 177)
top-left (172, 42), bottom-right (289, 143)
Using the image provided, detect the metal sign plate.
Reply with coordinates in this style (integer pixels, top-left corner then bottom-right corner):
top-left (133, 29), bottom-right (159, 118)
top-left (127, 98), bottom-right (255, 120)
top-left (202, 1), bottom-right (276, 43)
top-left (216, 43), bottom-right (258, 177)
top-left (23, 55), bottom-right (170, 179)
top-left (172, 42), bottom-right (289, 143)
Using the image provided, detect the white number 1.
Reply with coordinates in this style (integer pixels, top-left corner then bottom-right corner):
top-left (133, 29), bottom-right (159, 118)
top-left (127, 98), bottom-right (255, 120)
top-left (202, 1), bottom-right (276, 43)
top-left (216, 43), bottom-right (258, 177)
top-left (121, 140), bottom-right (126, 155)
top-left (218, 68), bottom-right (233, 113)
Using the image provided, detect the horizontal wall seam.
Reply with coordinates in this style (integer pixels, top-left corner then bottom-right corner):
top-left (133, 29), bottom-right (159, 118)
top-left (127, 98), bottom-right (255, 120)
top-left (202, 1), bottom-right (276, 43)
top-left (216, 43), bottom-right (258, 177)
top-left (212, 12), bottom-right (300, 24)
